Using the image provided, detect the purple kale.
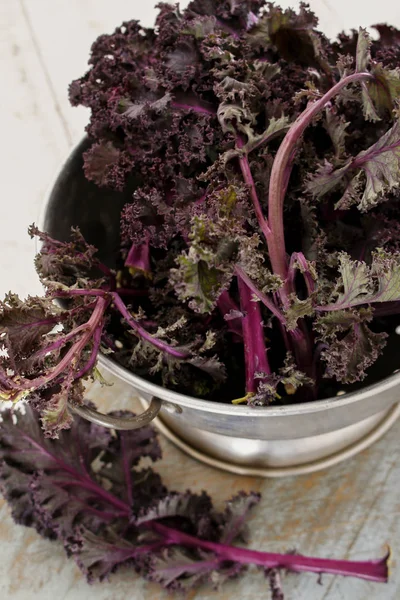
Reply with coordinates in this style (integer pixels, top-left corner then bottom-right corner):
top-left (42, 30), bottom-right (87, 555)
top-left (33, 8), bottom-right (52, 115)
top-left (3, 0), bottom-right (400, 421)
top-left (0, 407), bottom-right (390, 593)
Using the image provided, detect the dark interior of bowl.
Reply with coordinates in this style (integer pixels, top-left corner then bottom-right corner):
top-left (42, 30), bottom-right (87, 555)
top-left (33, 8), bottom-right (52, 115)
top-left (44, 138), bottom-right (128, 269)
top-left (44, 138), bottom-right (400, 401)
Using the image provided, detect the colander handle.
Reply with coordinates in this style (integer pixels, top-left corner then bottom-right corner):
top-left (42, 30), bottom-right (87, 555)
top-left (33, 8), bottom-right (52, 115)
top-left (68, 396), bottom-right (162, 430)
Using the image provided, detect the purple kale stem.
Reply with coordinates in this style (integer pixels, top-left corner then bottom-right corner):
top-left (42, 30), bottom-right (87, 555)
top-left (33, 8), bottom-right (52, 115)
top-left (8, 297), bottom-right (109, 392)
top-left (56, 479), bottom-right (130, 513)
top-left (20, 301), bottom-right (98, 359)
top-left (30, 323), bottom-right (92, 360)
top-left (237, 137), bottom-right (271, 240)
top-left (16, 430), bottom-right (131, 514)
top-left (235, 266), bottom-right (286, 324)
top-left (235, 267), bottom-right (314, 375)
top-left (51, 486), bottom-right (126, 521)
top-left (112, 293), bottom-right (191, 360)
top-left (217, 290), bottom-right (240, 316)
top-left (74, 323), bottom-right (104, 379)
top-left (267, 72), bottom-right (374, 294)
top-left (50, 288), bottom-right (190, 361)
top-left (95, 261), bottom-right (114, 279)
top-left (290, 323), bottom-right (315, 384)
top-left (40, 297), bottom-right (107, 385)
top-left (237, 275), bottom-right (271, 395)
top-left (147, 522), bottom-right (389, 583)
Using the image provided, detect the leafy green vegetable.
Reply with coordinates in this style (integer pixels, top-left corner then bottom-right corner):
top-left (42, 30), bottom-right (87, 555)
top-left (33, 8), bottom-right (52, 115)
top-left (307, 121), bottom-right (400, 211)
top-left (3, 0), bottom-right (400, 419)
top-left (0, 406), bottom-right (390, 594)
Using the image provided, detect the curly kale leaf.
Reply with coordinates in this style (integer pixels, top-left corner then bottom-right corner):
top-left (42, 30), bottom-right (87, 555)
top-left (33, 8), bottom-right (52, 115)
top-left (316, 309), bottom-right (387, 383)
top-left (0, 292), bottom-right (108, 437)
top-left (306, 120), bottom-right (400, 211)
top-left (356, 28), bottom-right (400, 121)
top-left (319, 250), bottom-right (400, 311)
top-left (0, 404), bottom-right (390, 592)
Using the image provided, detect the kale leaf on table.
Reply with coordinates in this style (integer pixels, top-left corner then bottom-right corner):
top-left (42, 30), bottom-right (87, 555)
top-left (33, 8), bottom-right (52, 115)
top-left (0, 405), bottom-right (389, 595)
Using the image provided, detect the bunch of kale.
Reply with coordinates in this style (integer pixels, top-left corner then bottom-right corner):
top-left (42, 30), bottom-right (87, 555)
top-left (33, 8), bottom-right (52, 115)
top-left (0, 405), bottom-right (389, 595)
top-left (2, 1), bottom-right (400, 435)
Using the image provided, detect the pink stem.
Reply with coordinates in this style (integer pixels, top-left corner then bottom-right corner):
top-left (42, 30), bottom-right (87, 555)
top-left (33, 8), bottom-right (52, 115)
top-left (267, 72), bottom-right (374, 294)
top-left (147, 522), bottom-right (389, 583)
top-left (9, 298), bottom-right (108, 392)
top-left (57, 479), bottom-right (130, 513)
top-left (30, 323), bottom-right (91, 360)
top-left (237, 137), bottom-right (271, 240)
top-left (237, 276), bottom-right (271, 394)
top-left (235, 266), bottom-right (286, 324)
top-left (74, 323), bottom-right (104, 379)
top-left (112, 294), bottom-right (190, 360)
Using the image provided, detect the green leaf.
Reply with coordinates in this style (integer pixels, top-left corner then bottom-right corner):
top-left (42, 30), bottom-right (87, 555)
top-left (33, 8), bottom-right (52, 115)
top-left (307, 121), bottom-right (400, 211)
top-left (182, 16), bottom-right (217, 39)
top-left (284, 295), bottom-right (314, 331)
top-left (253, 60), bottom-right (281, 81)
top-left (315, 308), bottom-right (372, 338)
top-left (278, 353), bottom-right (313, 395)
top-left (354, 27), bottom-right (400, 120)
top-left (367, 64), bottom-right (400, 117)
top-left (335, 171), bottom-right (363, 210)
top-left (355, 28), bottom-right (371, 73)
top-left (334, 253), bottom-right (371, 307)
top-left (237, 234), bottom-right (282, 292)
top-left (321, 250), bottom-right (400, 310)
top-left (370, 249), bottom-right (400, 301)
top-left (324, 108), bottom-right (349, 158)
top-left (173, 253), bottom-right (228, 313)
top-left (361, 82), bottom-right (381, 122)
top-left (352, 121), bottom-right (400, 210)
top-left (170, 216), bottom-right (234, 313)
top-left (321, 322), bottom-right (387, 384)
top-left (40, 377), bottom-right (79, 438)
top-left (244, 115), bottom-right (290, 153)
top-left (305, 160), bottom-right (351, 199)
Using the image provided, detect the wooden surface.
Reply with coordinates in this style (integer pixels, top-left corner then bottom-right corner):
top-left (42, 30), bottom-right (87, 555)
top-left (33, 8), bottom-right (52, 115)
top-left (2, 1), bottom-right (400, 599)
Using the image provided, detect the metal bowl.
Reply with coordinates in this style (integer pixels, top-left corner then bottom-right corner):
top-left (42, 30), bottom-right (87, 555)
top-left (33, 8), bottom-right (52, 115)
top-left (42, 138), bottom-right (400, 473)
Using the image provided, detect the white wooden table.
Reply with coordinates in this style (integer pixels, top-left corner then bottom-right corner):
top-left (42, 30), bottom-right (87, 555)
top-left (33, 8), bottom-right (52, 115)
top-left (1, 2), bottom-right (400, 598)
